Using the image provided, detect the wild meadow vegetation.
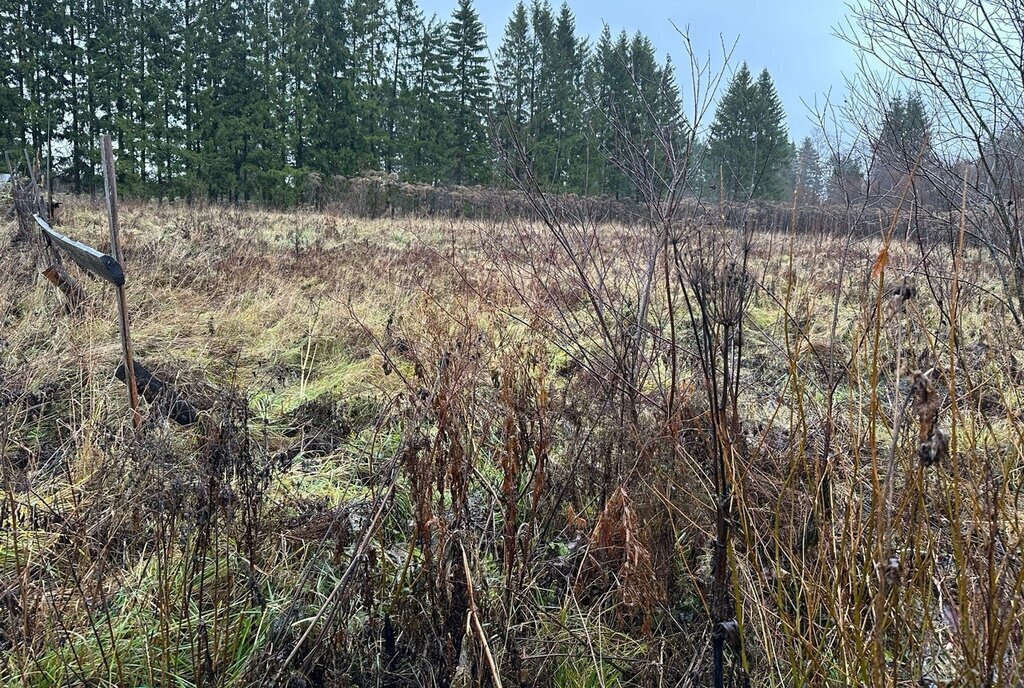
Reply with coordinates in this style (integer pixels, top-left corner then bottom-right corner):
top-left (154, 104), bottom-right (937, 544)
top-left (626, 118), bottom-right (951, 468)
top-left (4, 0), bottom-right (1024, 685)
top-left (2, 190), bottom-right (1023, 686)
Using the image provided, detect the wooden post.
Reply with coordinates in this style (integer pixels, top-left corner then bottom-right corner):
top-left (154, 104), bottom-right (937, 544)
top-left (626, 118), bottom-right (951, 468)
top-left (16, 152), bottom-right (61, 268)
top-left (101, 135), bottom-right (141, 430)
top-left (23, 149), bottom-right (46, 218)
top-left (42, 263), bottom-right (87, 311)
top-left (46, 140), bottom-right (53, 221)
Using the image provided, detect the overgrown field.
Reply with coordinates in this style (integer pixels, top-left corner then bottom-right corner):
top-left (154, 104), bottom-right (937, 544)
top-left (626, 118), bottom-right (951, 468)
top-left (2, 198), bottom-right (1023, 687)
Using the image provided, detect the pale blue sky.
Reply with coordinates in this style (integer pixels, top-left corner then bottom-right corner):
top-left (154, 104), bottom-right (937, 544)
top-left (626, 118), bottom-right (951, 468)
top-left (420, 0), bottom-right (858, 140)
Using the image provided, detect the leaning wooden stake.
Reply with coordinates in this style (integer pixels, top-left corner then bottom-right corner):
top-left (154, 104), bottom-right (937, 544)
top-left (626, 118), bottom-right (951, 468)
top-left (101, 135), bottom-right (141, 430)
top-left (41, 263), bottom-right (87, 311)
top-left (23, 149), bottom-right (47, 219)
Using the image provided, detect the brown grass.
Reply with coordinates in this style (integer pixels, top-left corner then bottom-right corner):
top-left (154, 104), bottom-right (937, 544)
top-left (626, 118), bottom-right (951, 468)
top-left (1, 197), bottom-right (1022, 687)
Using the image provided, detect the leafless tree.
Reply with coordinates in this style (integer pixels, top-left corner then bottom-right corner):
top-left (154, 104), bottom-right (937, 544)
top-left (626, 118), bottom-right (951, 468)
top-left (490, 27), bottom-right (762, 687)
top-left (839, 0), bottom-right (1024, 325)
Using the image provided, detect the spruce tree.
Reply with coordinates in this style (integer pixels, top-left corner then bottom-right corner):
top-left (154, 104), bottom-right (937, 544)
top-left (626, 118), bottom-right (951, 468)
top-left (385, 0), bottom-right (425, 173)
top-left (349, 0), bottom-right (388, 170)
top-left (706, 64), bottom-right (791, 200)
top-left (586, 27), bottom-right (682, 199)
top-left (790, 137), bottom-right (824, 203)
top-left (406, 16), bottom-right (451, 182)
top-left (495, 1), bottom-right (586, 191)
top-left (874, 92), bottom-right (931, 196)
top-left (279, 0), bottom-right (313, 173)
top-left (56, 0), bottom-right (86, 191)
top-left (706, 64), bottom-right (753, 199)
top-left (494, 2), bottom-right (531, 180)
top-left (828, 153), bottom-right (865, 204)
top-left (750, 68), bottom-right (791, 200)
top-left (12, 0), bottom-right (66, 167)
top-left (626, 33), bottom-right (661, 141)
top-left (0, 1), bottom-right (19, 145)
top-left (306, 0), bottom-right (359, 175)
top-left (545, 3), bottom-right (586, 190)
top-left (587, 28), bottom-right (633, 197)
top-left (444, 0), bottom-right (491, 185)
top-left (144, 0), bottom-right (181, 195)
top-left (656, 55), bottom-right (687, 147)
top-left (651, 54), bottom-right (687, 184)
top-left (178, 0), bottom-right (208, 196)
top-left (196, 0), bottom-right (285, 201)
top-left (526, 1), bottom-right (555, 184)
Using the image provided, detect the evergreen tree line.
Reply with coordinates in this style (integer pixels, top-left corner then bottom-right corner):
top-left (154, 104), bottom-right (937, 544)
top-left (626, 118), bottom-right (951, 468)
top-left (1, 0), bottom-right (813, 204)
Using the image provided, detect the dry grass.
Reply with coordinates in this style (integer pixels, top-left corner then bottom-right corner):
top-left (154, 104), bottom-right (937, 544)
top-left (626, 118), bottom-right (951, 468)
top-left (1, 197), bottom-right (1022, 687)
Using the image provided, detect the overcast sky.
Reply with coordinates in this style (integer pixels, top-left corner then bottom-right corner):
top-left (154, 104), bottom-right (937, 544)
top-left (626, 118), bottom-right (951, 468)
top-left (419, 0), bottom-right (860, 141)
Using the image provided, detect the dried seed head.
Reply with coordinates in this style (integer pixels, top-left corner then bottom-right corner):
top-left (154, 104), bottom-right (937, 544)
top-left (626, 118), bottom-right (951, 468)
top-left (883, 556), bottom-right (900, 585)
top-left (887, 276), bottom-right (917, 314)
top-left (919, 428), bottom-right (949, 467)
top-left (909, 369), bottom-right (946, 468)
top-left (910, 370), bottom-right (941, 440)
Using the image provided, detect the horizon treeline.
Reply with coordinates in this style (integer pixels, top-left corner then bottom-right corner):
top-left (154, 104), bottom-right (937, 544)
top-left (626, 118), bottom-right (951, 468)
top-left (1, 0), bottom-right (807, 204)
